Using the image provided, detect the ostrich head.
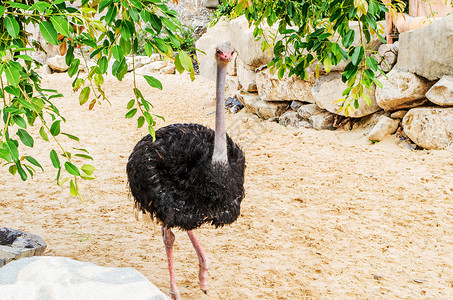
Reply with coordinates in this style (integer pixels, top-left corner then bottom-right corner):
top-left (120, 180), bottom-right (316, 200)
top-left (215, 42), bottom-right (234, 67)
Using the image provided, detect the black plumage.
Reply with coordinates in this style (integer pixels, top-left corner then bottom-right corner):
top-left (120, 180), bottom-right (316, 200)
top-left (126, 123), bottom-right (245, 230)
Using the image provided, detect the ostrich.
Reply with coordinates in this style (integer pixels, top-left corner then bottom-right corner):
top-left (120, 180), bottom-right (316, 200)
top-left (126, 42), bottom-right (245, 300)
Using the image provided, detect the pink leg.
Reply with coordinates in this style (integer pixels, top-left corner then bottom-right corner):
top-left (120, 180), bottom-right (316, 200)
top-left (187, 230), bottom-right (210, 294)
top-left (162, 226), bottom-right (181, 300)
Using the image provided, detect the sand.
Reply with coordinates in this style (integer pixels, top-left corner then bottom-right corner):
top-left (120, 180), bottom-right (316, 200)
top-left (1, 72), bottom-right (453, 299)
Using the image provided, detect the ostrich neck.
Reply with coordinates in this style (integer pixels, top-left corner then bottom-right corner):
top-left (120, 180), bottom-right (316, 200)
top-left (212, 63), bottom-right (228, 165)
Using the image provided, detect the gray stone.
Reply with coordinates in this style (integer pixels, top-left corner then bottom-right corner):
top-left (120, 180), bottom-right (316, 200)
top-left (402, 107), bottom-right (453, 151)
top-left (203, 0), bottom-right (219, 8)
top-left (237, 92), bottom-right (290, 120)
top-left (375, 69), bottom-right (434, 111)
top-left (310, 112), bottom-right (336, 130)
top-left (425, 75), bottom-right (453, 106)
top-left (256, 68), bottom-right (315, 102)
top-left (312, 72), bottom-right (381, 117)
top-left (0, 256), bottom-right (168, 300)
top-left (290, 101), bottom-right (304, 111)
top-left (396, 15), bottom-right (453, 80)
top-left (237, 59), bottom-right (257, 92)
top-left (297, 103), bottom-right (323, 119)
top-left (0, 228), bottom-right (47, 267)
top-left (279, 110), bottom-right (311, 128)
top-left (367, 115), bottom-right (400, 142)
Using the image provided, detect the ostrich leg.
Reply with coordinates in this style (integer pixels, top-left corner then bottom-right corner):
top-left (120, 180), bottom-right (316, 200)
top-left (162, 226), bottom-right (181, 300)
top-left (187, 230), bottom-right (210, 293)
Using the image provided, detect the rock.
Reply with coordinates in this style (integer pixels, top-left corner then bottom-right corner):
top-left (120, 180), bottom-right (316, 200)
top-left (290, 101), bottom-right (304, 111)
top-left (279, 110), bottom-right (311, 128)
top-left (227, 52), bottom-right (238, 76)
top-left (126, 56), bottom-right (153, 71)
top-left (237, 92), bottom-right (290, 119)
top-left (36, 64), bottom-right (52, 75)
top-left (396, 15), bottom-right (453, 80)
top-left (203, 0), bottom-right (219, 8)
top-left (47, 55), bottom-right (69, 72)
top-left (225, 97), bottom-right (244, 113)
top-left (373, 273), bottom-right (383, 280)
top-left (135, 61), bottom-right (166, 75)
top-left (312, 72), bottom-right (381, 117)
top-left (402, 107), bottom-right (453, 151)
top-left (378, 44), bottom-right (392, 57)
top-left (237, 59), bottom-right (257, 92)
top-left (425, 75), bottom-right (453, 106)
top-left (0, 256), bottom-right (168, 300)
top-left (160, 63), bottom-right (176, 74)
top-left (383, 51), bottom-right (397, 67)
top-left (226, 75), bottom-right (241, 99)
top-left (256, 68), bottom-right (315, 102)
top-left (310, 112), bottom-right (336, 130)
top-left (229, 15), bottom-right (275, 68)
top-left (196, 19), bottom-right (231, 81)
top-left (375, 69), bottom-right (434, 111)
top-left (0, 228), bottom-right (47, 267)
top-left (297, 103), bottom-right (323, 119)
top-left (390, 110), bottom-right (408, 119)
top-left (367, 115), bottom-right (400, 142)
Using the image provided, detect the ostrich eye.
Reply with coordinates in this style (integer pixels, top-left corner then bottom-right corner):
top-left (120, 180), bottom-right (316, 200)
top-left (216, 49), bottom-right (221, 54)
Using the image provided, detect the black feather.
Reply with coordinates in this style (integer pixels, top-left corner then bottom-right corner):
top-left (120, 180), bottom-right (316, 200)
top-left (126, 123), bottom-right (246, 231)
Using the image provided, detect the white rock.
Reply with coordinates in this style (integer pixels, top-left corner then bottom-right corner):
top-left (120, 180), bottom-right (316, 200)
top-left (160, 63), bottom-right (176, 74)
top-left (310, 112), bottom-right (336, 130)
top-left (312, 72), bottom-right (381, 117)
top-left (367, 115), bottom-right (400, 142)
top-left (237, 58), bottom-right (257, 92)
top-left (196, 18), bottom-right (231, 81)
top-left (229, 15), bottom-right (275, 68)
top-left (126, 56), bottom-right (153, 71)
top-left (297, 103), bottom-right (322, 119)
top-left (46, 55), bottom-right (69, 72)
top-left (203, 0), bottom-right (219, 8)
top-left (227, 52), bottom-right (238, 76)
top-left (36, 64), bottom-right (52, 75)
top-left (0, 256), bottom-right (168, 300)
top-left (396, 15), bottom-right (453, 81)
top-left (425, 75), bottom-right (453, 106)
top-left (375, 69), bottom-right (434, 111)
top-left (402, 107), bottom-right (453, 151)
top-left (135, 61), bottom-right (166, 75)
top-left (226, 75), bottom-right (241, 99)
top-left (237, 92), bottom-right (290, 119)
top-left (256, 68), bottom-right (315, 102)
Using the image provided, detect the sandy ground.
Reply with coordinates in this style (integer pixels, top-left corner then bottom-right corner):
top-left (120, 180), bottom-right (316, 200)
top-left (1, 72), bottom-right (453, 299)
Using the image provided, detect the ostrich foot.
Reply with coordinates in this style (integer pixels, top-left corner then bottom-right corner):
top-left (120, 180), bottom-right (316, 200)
top-left (162, 226), bottom-right (181, 300)
top-left (187, 230), bottom-right (210, 293)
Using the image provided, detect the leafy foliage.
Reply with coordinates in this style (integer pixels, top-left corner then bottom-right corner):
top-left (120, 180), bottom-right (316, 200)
top-left (0, 0), bottom-right (194, 200)
top-left (224, 0), bottom-right (397, 116)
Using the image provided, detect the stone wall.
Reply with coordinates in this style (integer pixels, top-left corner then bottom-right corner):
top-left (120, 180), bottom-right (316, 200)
top-left (196, 15), bottom-right (453, 151)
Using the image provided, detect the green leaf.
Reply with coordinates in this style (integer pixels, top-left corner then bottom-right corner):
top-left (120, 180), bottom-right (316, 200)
top-left (50, 16), bottom-right (73, 37)
top-left (140, 10), bottom-right (151, 23)
top-left (351, 46), bottom-right (365, 66)
top-left (39, 126), bottom-right (49, 141)
top-left (25, 156), bottom-right (44, 171)
top-left (50, 150), bottom-right (60, 168)
top-left (112, 45), bottom-right (124, 61)
top-left (79, 86), bottom-right (90, 105)
top-left (50, 120), bottom-right (61, 136)
top-left (61, 132), bottom-right (80, 142)
top-left (99, 56), bottom-right (108, 73)
top-left (125, 108), bottom-right (137, 118)
top-left (14, 54), bottom-right (33, 61)
top-left (9, 165), bottom-right (17, 176)
top-left (366, 56), bottom-right (378, 71)
top-left (137, 116), bottom-right (145, 128)
top-left (5, 140), bottom-right (19, 162)
top-left (105, 6), bottom-right (118, 24)
top-left (177, 51), bottom-right (193, 71)
top-left (17, 129), bottom-right (34, 147)
top-left (12, 115), bottom-right (27, 129)
top-left (143, 75), bottom-right (162, 90)
top-left (65, 162), bottom-right (80, 176)
top-left (323, 57), bottom-right (332, 73)
top-left (148, 125), bottom-right (156, 141)
top-left (70, 179), bottom-right (78, 196)
top-left (149, 14), bottom-right (162, 33)
top-left (81, 164), bottom-right (95, 175)
top-left (130, 0), bottom-right (143, 9)
top-left (342, 29), bottom-right (355, 48)
top-left (4, 63), bottom-right (20, 87)
top-left (39, 21), bottom-right (59, 45)
top-left (4, 16), bottom-right (20, 38)
top-left (145, 42), bottom-right (154, 56)
top-left (74, 153), bottom-right (93, 160)
top-left (0, 6), bottom-right (5, 17)
top-left (15, 161), bottom-right (28, 181)
top-left (129, 6), bottom-right (140, 22)
top-left (68, 58), bottom-right (80, 77)
top-left (127, 99), bottom-right (135, 110)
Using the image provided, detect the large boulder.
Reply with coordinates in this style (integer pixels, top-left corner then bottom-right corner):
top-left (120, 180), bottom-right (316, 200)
top-left (402, 107), bottom-right (453, 151)
top-left (375, 69), bottom-right (434, 111)
top-left (229, 15), bottom-right (275, 68)
top-left (0, 256), bottom-right (168, 300)
top-left (237, 58), bottom-right (257, 92)
top-left (0, 228), bottom-right (47, 267)
top-left (425, 75), bottom-right (453, 106)
top-left (396, 15), bottom-right (453, 80)
top-left (312, 72), bottom-right (381, 117)
top-left (256, 68), bottom-right (315, 102)
top-left (196, 18), bottom-right (231, 80)
top-left (237, 92), bottom-right (290, 119)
